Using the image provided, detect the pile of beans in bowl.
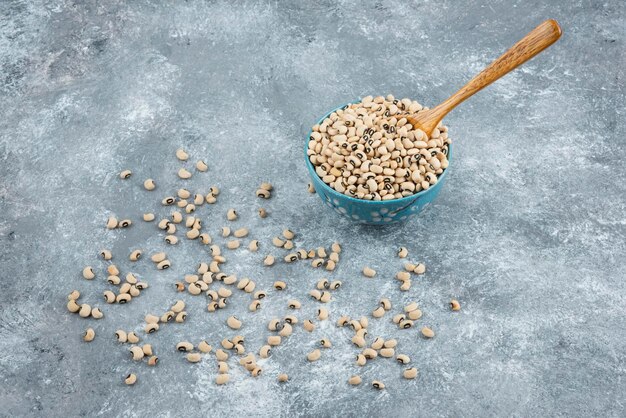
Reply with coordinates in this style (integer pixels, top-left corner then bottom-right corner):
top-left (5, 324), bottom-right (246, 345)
top-left (307, 95), bottom-right (451, 201)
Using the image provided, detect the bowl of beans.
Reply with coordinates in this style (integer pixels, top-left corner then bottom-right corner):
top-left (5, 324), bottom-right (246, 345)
top-left (305, 95), bottom-right (452, 224)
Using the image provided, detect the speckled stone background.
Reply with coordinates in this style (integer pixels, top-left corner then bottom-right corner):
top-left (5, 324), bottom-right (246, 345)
top-left (1, 0), bottom-right (625, 417)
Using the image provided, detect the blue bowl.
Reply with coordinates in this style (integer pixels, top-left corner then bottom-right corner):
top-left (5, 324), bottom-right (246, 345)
top-left (305, 102), bottom-right (452, 225)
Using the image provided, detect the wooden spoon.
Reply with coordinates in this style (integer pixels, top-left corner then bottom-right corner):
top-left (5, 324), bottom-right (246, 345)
top-left (404, 19), bottom-right (562, 136)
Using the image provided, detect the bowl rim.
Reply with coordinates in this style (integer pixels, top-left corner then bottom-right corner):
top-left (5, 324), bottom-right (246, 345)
top-left (304, 100), bottom-right (452, 206)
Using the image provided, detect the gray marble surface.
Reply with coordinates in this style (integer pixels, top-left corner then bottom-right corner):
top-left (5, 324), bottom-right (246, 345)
top-left (1, 1), bottom-right (625, 417)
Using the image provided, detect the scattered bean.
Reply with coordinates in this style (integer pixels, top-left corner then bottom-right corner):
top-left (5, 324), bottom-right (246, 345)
top-left (115, 330), bottom-right (128, 343)
top-left (161, 311), bottom-right (174, 322)
top-left (351, 335), bottom-right (366, 348)
top-left (217, 287), bottom-right (232, 298)
top-left (184, 228), bottom-right (199, 239)
top-left (404, 302), bottom-right (418, 313)
top-left (359, 316), bottom-right (368, 328)
top-left (130, 346), bottom-right (144, 361)
top-left (372, 306), bottom-right (385, 318)
top-left (384, 339), bottom-right (397, 348)
top-left (317, 308), bottom-right (329, 320)
top-left (362, 267), bottom-right (376, 278)
top-left (369, 337), bottom-right (383, 350)
top-left (392, 314), bottom-right (405, 324)
top-left (399, 319), bottom-right (413, 329)
top-left (307, 349), bottom-right (321, 362)
top-left (124, 373), bottom-right (137, 385)
top-left (175, 312), bottom-right (187, 323)
top-left (91, 308), bottom-right (104, 319)
top-left (78, 304), bottom-right (92, 318)
top-left (372, 380), bottom-right (385, 390)
top-left (226, 209), bottom-right (237, 221)
top-left (176, 148), bottom-right (189, 161)
top-left (414, 263), bottom-right (426, 274)
top-left (82, 266), bottom-right (95, 280)
top-left (83, 328), bottom-right (95, 342)
top-left (143, 314), bottom-right (158, 324)
top-left (380, 347), bottom-right (395, 358)
top-left (216, 361), bottom-right (228, 374)
top-left (157, 260), bottom-right (171, 270)
top-left (396, 354), bottom-right (410, 365)
top-left (256, 189), bottom-right (270, 199)
top-left (227, 316), bottom-right (242, 329)
top-left (162, 197), bottom-right (176, 206)
top-left (336, 316), bottom-right (349, 327)
top-left (407, 309), bottom-right (422, 320)
top-left (349, 375), bottom-right (362, 385)
top-left (106, 216), bottom-right (118, 229)
top-left (115, 289), bottom-right (132, 305)
top-left (267, 335), bottom-right (282, 346)
top-left (186, 353), bottom-right (202, 363)
top-left (259, 345), bottom-right (271, 358)
top-left (143, 179), bottom-right (156, 191)
top-left (355, 354), bottom-right (367, 366)
top-left (215, 374), bottom-right (229, 385)
top-left (226, 239), bottom-right (240, 249)
top-left (362, 348), bottom-right (377, 359)
top-left (175, 341), bottom-right (193, 352)
top-left (288, 299), bottom-right (301, 309)
top-left (421, 327), bottom-right (435, 338)
top-left (279, 323), bottom-right (293, 337)
top-left (263, 255), bottom-right (275, 266)
top-left (196, 160), bottom-right (208, 171)
top-left (170, 300), bottom-right (185, 313)
top-left (198, 341), bottom-right (212, 353)
top-left (303, 319), bottom-right (315, 332)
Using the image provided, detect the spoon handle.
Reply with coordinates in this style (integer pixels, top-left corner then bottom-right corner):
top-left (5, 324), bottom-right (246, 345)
top-left (430, 19), bottom-right (562, 122)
